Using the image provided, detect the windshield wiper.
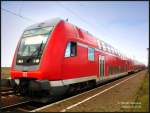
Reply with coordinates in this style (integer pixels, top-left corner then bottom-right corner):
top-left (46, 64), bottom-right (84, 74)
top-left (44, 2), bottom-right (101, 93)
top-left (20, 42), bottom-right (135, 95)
top-left (36, 41), bottom-right (44, 58)
top-left (26, 41), bottom-right (43, 62)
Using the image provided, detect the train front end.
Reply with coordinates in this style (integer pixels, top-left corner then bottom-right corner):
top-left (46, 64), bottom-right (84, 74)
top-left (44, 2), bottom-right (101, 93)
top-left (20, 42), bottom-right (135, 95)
top-left (10, 19), bottom-right (63, 98)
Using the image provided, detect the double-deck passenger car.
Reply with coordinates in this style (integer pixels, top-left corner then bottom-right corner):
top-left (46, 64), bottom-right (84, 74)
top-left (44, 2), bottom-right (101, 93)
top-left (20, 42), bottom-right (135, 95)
top-left (10, 18), bottom-right (145, 101)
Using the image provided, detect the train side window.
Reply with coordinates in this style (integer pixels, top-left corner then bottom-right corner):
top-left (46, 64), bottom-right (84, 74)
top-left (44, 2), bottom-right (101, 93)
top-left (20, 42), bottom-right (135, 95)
top-left (109, 66), bottom-right (113, 75)
top-left (65, 42), bottom-right (77, 57)
top-left (105, 44), bottom-right (108, 52)
top-left (108, 45), bottom-right (111, 53)
top-left (101, 42), bottom-right (106, 51)
top-left (111, 47), bottom-right (113, 53)
top-left (116, 50), bottom-right (119, 56)
top-left (113, 48), bottom-right (115, 54)
top-left (88, 47), bottom-right (94, 61)
top-left (97, 40), bottom-right (102, 49)
top-left (115, 49), bottom-right (117, 54)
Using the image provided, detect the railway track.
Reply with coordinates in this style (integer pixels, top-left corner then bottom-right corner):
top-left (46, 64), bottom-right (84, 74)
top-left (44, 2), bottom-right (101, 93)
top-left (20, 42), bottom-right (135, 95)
top-left (0, 100), bottom-right (31, 112)
top-left (0, 87), bottom-right (12, 92)
top-left (0, 88), bottom-right (60, 112)
top-left (0, 97), bottom-right (58, 112)
top-left (0, 89), bottom-right (14, 96)
top-left (0, 92), bottom-right (36, 112)
top-left (0, 87), bottom-right (32, 112)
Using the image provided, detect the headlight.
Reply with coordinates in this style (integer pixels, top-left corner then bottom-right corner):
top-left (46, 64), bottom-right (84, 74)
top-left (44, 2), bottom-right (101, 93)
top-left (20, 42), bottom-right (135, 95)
top-left (14, 79), bottom-right (20, 85)
top-left (35, 59), bottom-right (39, 63)
top-left (33, 59), bottom-right (39, 63)
top-left (17, 59), bottom-right (23, 63)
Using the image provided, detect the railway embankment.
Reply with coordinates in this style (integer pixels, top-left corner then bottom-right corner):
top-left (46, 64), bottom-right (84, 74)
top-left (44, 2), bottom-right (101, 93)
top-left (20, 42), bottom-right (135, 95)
top-left (31, 70), bottom-right (148, 112)
top-left (130, 70), bottom-right (149, 112)
top-left (1, 67), bottom-right (10, 79)
top-left (1, 67), bottom-right (11, 87)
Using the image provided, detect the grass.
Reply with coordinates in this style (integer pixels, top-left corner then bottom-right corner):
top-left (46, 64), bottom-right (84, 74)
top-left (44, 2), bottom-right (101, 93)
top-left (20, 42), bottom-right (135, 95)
top-left (131, 71), bottom-right (149, 112)
top-left (1, 67), bottom-right (10, 79)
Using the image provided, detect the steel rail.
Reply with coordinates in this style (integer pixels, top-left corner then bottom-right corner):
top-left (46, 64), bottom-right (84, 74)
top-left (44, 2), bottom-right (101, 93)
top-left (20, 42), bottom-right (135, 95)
top-left (0, 100), bottom-right (31, 111)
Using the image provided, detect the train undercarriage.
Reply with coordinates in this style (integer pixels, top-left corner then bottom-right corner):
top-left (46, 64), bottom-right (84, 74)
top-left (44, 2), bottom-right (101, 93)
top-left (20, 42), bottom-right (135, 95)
top-left (9, 78), bottom-right (96, 103)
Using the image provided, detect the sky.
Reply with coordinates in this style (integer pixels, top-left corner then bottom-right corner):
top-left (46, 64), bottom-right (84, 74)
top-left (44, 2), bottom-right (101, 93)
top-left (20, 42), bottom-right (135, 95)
top-left (1, 1), bottom-right (149, 67)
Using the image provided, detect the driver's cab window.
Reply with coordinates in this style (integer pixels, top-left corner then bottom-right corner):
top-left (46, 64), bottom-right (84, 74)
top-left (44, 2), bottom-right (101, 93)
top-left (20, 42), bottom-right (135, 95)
top-left (65, 42), bottom-right (77, 57)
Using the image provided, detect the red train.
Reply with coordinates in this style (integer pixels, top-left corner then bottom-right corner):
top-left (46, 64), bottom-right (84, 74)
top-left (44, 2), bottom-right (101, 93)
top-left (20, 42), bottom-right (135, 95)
top-left (10, 18), bottom-right (145, 101)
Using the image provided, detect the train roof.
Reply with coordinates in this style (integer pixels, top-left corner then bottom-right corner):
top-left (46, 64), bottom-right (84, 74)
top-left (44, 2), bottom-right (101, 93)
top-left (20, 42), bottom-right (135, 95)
top-left (25, 17), bottom-right (62, 31)
top-left (24, 18), bottom-right (139, 63)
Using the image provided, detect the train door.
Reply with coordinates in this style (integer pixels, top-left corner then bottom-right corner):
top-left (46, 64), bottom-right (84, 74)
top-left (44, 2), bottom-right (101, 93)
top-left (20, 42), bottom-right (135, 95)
top-left (99, 55), bottom-right (105, 80)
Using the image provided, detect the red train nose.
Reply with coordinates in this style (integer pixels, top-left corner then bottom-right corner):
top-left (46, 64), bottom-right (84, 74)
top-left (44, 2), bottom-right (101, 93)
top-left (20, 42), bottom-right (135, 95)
top-left (11, 70), bottom-right (44, 80)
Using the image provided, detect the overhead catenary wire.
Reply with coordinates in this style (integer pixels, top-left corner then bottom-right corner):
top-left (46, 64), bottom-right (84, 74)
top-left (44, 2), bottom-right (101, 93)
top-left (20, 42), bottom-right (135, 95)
top-left (1, 7), bottom-right (36, 23)
top-left (18, 2), bottom-right (23, 17)
top-left (57, 2), bottom-right (103, 33)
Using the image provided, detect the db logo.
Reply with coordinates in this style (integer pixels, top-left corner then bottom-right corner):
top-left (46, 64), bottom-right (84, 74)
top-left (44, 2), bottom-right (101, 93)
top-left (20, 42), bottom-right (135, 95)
top-left (23, 72), bottom-right (27, 77)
